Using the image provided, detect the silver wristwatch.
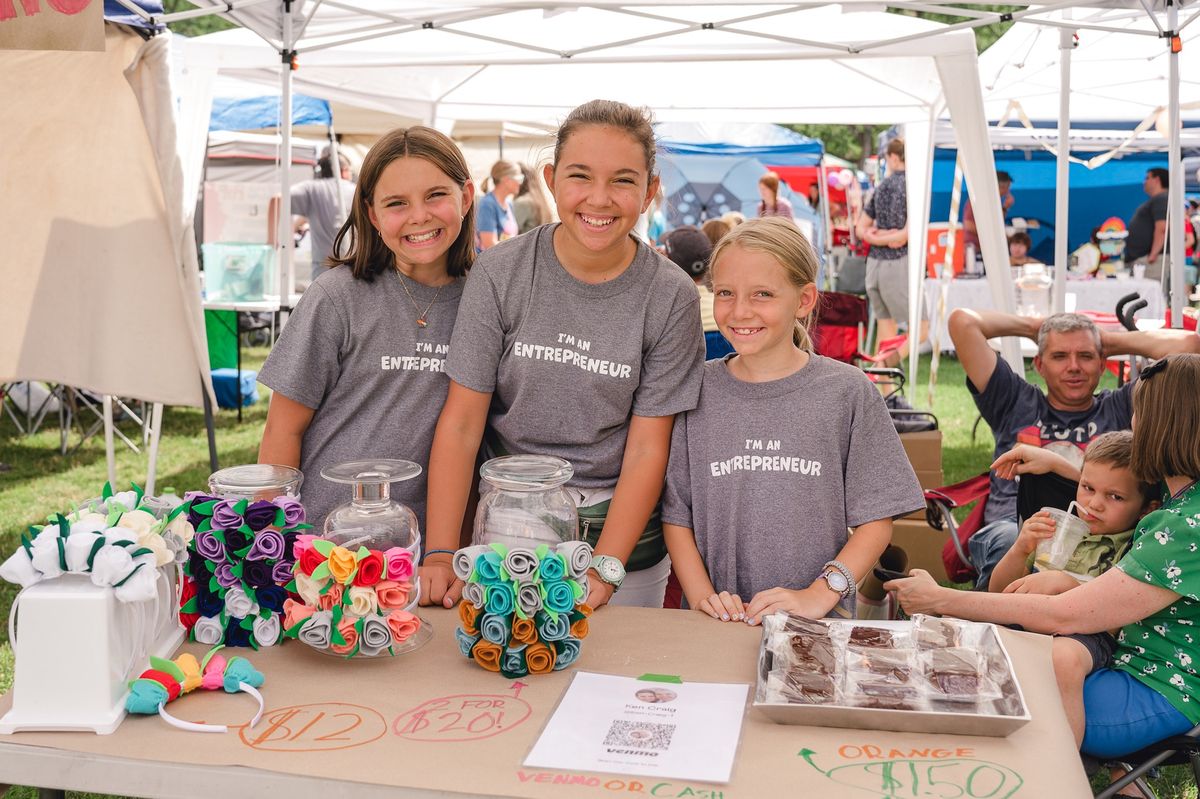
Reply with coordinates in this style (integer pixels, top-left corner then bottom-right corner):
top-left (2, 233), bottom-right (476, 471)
top-left (589, 555), bottom-right (626, 590)
top-left (820, 559), bottom-right (856, 599)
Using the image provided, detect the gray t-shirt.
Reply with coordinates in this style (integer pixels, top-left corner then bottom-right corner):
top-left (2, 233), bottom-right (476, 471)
top-left (291, 178), bottom-right (356, 280)
top-left (662, 356), bottom-right (925, 600)
top-left (259, 265), bottom-right (463, 532)
top-left (447, 224), bottom-right (705, 489)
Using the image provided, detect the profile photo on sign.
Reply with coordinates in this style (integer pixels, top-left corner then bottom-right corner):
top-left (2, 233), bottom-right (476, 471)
top-left (662, 225), bottom-right (713, 280)
top-left (634, 687), bottom-right (678, 704)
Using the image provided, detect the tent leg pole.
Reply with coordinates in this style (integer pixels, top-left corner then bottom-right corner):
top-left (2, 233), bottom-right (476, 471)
top-left (1168, 0), bottom-right (1185, 326)
top-left (145, 402), bottom-right (163, 497)
top-left (202, 379), bottom-right (218, 472)
top-left (103, 395), bottom-right (117, 489)
top-left (1053, 27), bottom-right (1074, 313)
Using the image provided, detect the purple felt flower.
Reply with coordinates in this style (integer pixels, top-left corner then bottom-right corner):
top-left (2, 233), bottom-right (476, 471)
top-left (212, 500), bottom-right (243, 531)
top-left (244, 500), bottom-right (279, 532)
top-left (273, 496), bottom-right (305, 526)
top-left (223, 529), bottom-right (250, 556)
top-left (194, 530), bottom-right (224, 562)
top-left (242, 559), bottom-right (273, 589)
top-left (215, 562), bottom-right (239, 589)
top-left (246, 528), bottom-right (285, 561)
top-left (272, 560), bottom-right (295, 584)
top-left (185, 493), bottom-right (218, 528)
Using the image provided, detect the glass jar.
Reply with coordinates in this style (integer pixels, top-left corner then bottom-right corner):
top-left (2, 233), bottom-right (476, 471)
top-left (208, 464), bottom-right (303, 501)
top-left (311, 459), bottom-right (431, 657)
top-left (473, 455), bottom-right (579, 548)
top-left (1014, 263), bottom-right (1052, 318)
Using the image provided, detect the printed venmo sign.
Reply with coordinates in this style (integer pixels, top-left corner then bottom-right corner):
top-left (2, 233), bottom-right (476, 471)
top-left (0, 0), bottom-right (103, 52)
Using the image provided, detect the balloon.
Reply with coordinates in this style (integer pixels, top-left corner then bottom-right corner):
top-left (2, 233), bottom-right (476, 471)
top-left (838, 169), bottom-right (855, 189)
top-left (827, 171), bottom-right (841, 189)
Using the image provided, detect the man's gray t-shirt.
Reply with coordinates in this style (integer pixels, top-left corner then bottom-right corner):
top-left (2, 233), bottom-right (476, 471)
top-left (662, 356), bottom-right (924, 600)
top-left (447, 224), bottom-right (704, 489)
top-left (259, 266), bottom-right (463, 531)
top-left (291, 178), bottom-right (356, 280)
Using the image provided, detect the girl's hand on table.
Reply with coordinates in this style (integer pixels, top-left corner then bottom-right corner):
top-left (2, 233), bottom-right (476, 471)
top-left (882, 569), bottom-right (946, 615)
top-left (744, 585), bottom-right (836, 626)
top-left (418, 559), bottom-right (462, 608)
top-left (695, 591), bottom-right (746, 622)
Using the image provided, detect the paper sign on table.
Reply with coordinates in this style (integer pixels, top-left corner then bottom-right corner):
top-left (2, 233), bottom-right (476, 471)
top-left (524, 671), bottom-right (748, 783)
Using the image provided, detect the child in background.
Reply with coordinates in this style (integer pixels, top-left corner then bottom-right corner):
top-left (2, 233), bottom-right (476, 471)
top-left (662, 217), bottom-right (924, 624)
top-left (988, 431), bottom-right (1158, 746)
top-left (421, 99), bottom-right (705, 611)
top-left (259, 127), bottom-right (475, 531)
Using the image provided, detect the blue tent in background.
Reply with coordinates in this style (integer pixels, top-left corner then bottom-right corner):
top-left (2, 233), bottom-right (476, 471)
top-left (209, 94), bottom-right (332, 132)
top-left (104, 0), bottom-right (163, 29)
top-left (655, 122), bottom-right (824, 250)
top-left (930, 148), bottom-right (1167, 264)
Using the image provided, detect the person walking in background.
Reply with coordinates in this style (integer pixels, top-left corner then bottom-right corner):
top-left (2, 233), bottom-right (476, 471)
top-left (1125, 168), bottom-right (1169, 279)
top-left (477, 160), bottom-right (522, 249)
top-left (756, 172), bottom-right (794, 219)
top-left (268, 147), bottom-right (356, 283)
top-left (512, 162), bottom-right (552, 235)
top-left (963, 170), bottom-right (1015, 263)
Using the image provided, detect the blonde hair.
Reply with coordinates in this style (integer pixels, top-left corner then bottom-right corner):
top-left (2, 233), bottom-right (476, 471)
top-left (709, 217), bottom-right (819, 351)
top-left (1083, 431), bottom-right (1156, 503)
top-left (721, 211), bottom-right (746, 228)
top-left (1131, 354), bottom-right (1200, 484)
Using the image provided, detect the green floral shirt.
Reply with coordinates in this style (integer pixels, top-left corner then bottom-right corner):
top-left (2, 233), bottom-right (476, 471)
top-left (1113, 481), bottom-right (1200, 723)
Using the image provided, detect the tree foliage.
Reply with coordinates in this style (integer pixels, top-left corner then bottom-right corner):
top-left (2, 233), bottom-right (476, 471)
top-left (161, 0), bottom-right (236, 36)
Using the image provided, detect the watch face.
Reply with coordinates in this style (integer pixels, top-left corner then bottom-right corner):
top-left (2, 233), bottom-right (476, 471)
top-left (599, 559), bottom-right (622, 581)
top-left (825, 571), bottom-right (849, 592)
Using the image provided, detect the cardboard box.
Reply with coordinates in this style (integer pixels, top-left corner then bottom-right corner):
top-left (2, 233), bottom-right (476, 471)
top-left (891, 518), bottom-right (950, 581)
top-left (900, 430), bottom-right (942, 473)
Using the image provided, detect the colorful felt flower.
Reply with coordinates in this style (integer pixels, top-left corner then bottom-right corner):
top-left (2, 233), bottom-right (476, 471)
top-left (358, 615), bottom-right (393, 657)
top-left (538, 552), bottom-right (567, 582)
top-left (194, 530), bottom-right (224, 562)
top-left (375, 580), bottom-right (411, 610)
top-left (256, 585), bottom-right (288, 613)
top-left (223, 529), bottom-right (251, 556)
top-left (554, 637), bottom-right (582, 670)
top-left (330, 617), bottom-right (359, 656)
top-left (525, 642), bottom-right (556, 674)
top-left (224, 619), bottom-right (252, 648)
top-left (193, 615), bottom-right (224, 646)
top-left (386, 609), bottom-right (421, 643)
top-left (384, 548), bottom-right (415, 582)
top-left (252, 614), bottom-right (281, 647)
top-left (241, 558), bottom-right (273, 589)
top-left (243, 501), bottom-right (278, 532)
top-left (353, 551), bottom-right (385, 587)
top-left (298, 546), bottom-right (325, 576)
top-left (212, 500), bottom-right (243, 531)
top-left (511, 616), bottom-right (538, 646)
top-left (327, 546), bottom-right (357, 584)
top-left (283, 598), bottom-right (315, 631)
top-left (298, 611), bottom-right (333, 649)
top-left (273, 496), bottom-right (305, 527)
top-left (501, 646), bottom-right (529, 678)
top-left (471, 639), bottom-right (503, 672)
top-left (316, 583), bottom-right (344, 612)
top-left (246, 528), bottom-right (285, 561)
top-left (178, 579), bottom-right (200, 631)
top-left (458, 600), bottom-right (479, 635)
top-left (346, 585), bottom-right (379, 618)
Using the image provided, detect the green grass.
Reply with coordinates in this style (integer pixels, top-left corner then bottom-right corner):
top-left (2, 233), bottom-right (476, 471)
top-left (0, 350), bottom-right (1193, 799)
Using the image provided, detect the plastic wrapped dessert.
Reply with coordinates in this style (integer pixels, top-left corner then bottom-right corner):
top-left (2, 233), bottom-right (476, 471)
top-left (754, 614), bottom-right (1029, 737)
top-left (282, 460), bottom-right (431, 659)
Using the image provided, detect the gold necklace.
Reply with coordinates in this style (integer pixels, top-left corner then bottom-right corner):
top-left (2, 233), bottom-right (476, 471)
top-left (396, 270), bottom-right (444, 328)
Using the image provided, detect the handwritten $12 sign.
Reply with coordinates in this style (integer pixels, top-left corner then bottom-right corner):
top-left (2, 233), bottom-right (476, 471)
top-left (240, 702), bottom-right (389, 753)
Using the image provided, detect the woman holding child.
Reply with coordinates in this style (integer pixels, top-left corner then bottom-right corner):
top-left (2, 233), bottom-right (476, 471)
top-left (889, 353), bottom-right (1200, 764)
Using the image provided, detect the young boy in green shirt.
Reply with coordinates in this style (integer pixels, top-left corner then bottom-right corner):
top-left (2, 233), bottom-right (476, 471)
top-left (988, 430), bottom-right (1159, 744)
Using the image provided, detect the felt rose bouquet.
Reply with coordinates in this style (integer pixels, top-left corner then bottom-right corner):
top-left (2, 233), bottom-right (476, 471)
top-left (179, 494), bottom-right (308, 649)
top-left (453, 541), bottom-right (593, 678)
top-left (0, 482), bottom-right (191, 603)
top-left (281, 537), bottom-right (422, 658)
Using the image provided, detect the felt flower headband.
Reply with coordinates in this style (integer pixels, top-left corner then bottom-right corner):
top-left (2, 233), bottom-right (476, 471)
top-left (125, 645), bottom-right (264, 733)
top-left (0, 483), bottom-right (193, 602)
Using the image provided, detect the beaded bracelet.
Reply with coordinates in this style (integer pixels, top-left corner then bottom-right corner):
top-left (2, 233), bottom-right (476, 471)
top-left (422, 549), bottom-right (456, 564)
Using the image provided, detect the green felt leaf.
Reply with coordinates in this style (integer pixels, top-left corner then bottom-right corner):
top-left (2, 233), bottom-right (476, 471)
top-left (194, 500), bottom-right (217, 515)
top-left (249, 637), bottom-right (259, 652)
top-left (234, 499), bottom-right (248, 515)
top-left (230, 561), bottom-right (243, 578)
top-left (346, 643), bottom-right (359, 659)
top-left (240, 617), bottom-right (255, 631)
top-left (285, 579), bottom-right (298, 593)
top-left (54, 514), bottom-right (71, 536)
top-left (200, 645), bottom-right (225, 669)
top-left (282, 619), bottom-right (306, 639)
top-left (259, 607), bottom-right (270, 620)
top-left (243, 586), bottom-right (258, 604)
top-left (106, 508), bottom-right (122, 527)
top-left (166, 502), bottom-right (187, 523)
top-left (238, 524), bottom-right (252, 536)
top-left (311, 562), bottom-right (330, 582)
top-left (312, 539), bottom-right (334, 556)
top-left (319, 579), bottom-right (333, 595)
top-left (331, 626), bottom-right (347, 647)
top-left (489, 542), bottom-right (509, 558)
top-left (181, 597), bottom-right (199, 613)
top-left (19, 533), bottom-right (33, 557)
top-left (355, 546), bottom-right (370, 562)
top-left (102, 482), bottom-right (113, 500)
top-left (210, 529), bottom-right (226, 544)
top-left (535, 543), bottom-right (549, 559)
top-left (197, 518), bottom-right (212, 534)
top-left (346, 565), bottom-right (359, 584)
top-left (128, 547), bottom-right (154, 559)
top-left (150, 656), bottom-right (185, 683)
top-left (332, 604), bottom-right (344, 625)
top-left (131, 483), bottom-right (144, 504)
top-left (234, 545), bottom-right (253, 558)
top-left (274, 509), bottom-right (285, 528)
top-left (208, 576), bottom-right (221, 593)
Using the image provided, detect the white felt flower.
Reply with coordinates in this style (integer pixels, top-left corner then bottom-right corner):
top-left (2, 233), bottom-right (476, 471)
top-left (116, 510), bottom-right (157, 540)
top-left (165, 515), bottom-right (195, 547)
top-left (107, 491), bottom-right (138, 514)
top-left (193, 615), bottom-right (224, 645)
top-left (64, 532), bottom-right (104, 572)
top-left (345, 585), bottom-right (379, 618)
top-left (29, 526), bottom-right (66, 578)
top-left (253, 614), bottom-right (281, 647)
top-left (294, 571), bottom-right (327, 606)
top-left (137, 531), bottom-right (173, 567)
top-left (0, 550), bottom-right (40, 587)
top-left (89, 545), bottom-right (134, 587)
top-left (224, 586), bottom-right (259, 619)
top-left (113, 557), bottom-right (159, 603)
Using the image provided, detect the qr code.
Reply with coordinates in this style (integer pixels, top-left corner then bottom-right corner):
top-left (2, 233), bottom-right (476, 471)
top-left (602, 720), bottom-right (675, 751)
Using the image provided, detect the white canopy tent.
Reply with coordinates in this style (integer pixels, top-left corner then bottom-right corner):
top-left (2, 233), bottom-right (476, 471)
top-left (0, 24), bottom-right (213, 491)
top-left (165, 2), bottom-right (1022, 387)
top-left (977, 3), bottom-right (1200, 323)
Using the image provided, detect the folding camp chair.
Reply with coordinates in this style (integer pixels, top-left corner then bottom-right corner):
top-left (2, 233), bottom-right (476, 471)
top-left (1094, 723), bottom-right (1200, 798)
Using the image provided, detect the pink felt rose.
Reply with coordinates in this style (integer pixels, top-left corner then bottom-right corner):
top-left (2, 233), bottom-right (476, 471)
top-left (385, 548), bottom-right (415, 582)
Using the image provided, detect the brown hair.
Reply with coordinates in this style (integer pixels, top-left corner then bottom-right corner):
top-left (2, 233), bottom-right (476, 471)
top-left (1083, 431), bottom-right (1157, 503)
top-left (1130, 354), bottom-right (1200, 483)
top-left (552, 99), bottom-right (657, 175)
top-left (482, 159), bottom-right (519, 193)
top-left (709, 217), bottom-right (819, 351)
top-left (885, 137), bottom-right (905, 161)
top-left (701, 218), bottom-right (732, 248)
top-left (1008, 231), bottom-right (1032, 248)
top-left (329, 127), bottom-right (475, 282)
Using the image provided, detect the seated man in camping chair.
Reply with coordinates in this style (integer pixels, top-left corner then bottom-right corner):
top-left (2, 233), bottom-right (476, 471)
top-left (949, 308), bottom-right (1199, 589)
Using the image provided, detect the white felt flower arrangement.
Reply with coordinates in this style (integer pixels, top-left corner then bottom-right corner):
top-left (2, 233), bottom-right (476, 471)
top-left (0, 483), bottom-right (194, 603)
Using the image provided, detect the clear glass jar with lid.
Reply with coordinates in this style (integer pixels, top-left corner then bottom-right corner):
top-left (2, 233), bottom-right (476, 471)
top-left (298, 459), bottom-right (431, 658)
top-left (208, 464), bottom-right (303, 501)
top-left (473, 455), bottom-right (579, 548)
